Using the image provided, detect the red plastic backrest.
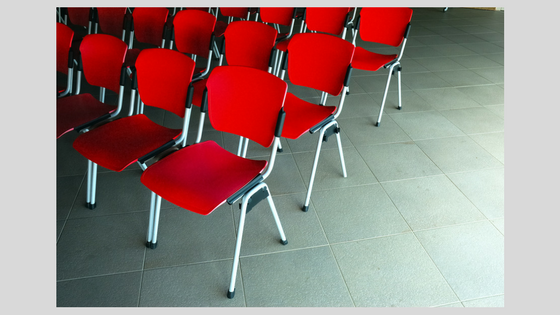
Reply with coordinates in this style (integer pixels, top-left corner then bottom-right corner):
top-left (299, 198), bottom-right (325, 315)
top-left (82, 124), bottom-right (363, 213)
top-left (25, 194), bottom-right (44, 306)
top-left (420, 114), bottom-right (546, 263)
top-left (56, 23), bottom-right (74, 74)
top-left (96, 7), bottom-right (128, 38)
top-left (305, 7), bottom-right (351, 35)
top-left (224, 21), bottom-right (277, 72)
top-left (132, 7), bottom-right (169, 46)
top-left (358, 7), bottom-right (413, 47)
top-left (206, 66), bottom-right (287, 148)
top-left (220, 7), bottom-right (249, 19)
top-left (287, 33), bottom-right (355, 96)
top-left (67, 8), bottom-right (91, 27)
top-left (173, 9), bottom-right (216, 57)
top-left (80, 34), bottom-right (127, 93)
top-left (135, 49), bottom-right (195, 118)
top-left (259, 7), bottom-right (295, 26)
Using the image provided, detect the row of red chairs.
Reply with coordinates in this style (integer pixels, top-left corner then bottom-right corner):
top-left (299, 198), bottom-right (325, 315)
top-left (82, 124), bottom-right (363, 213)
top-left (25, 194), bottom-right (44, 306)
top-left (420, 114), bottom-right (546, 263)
top-left (56, 7), bottom-right (413, 299)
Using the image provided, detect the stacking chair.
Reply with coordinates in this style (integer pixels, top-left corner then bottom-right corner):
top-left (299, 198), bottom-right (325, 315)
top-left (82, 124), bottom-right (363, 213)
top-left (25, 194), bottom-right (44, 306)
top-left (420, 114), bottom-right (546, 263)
top-left (274, 7), bottom-right (352, 76)
top-left (125, 7), bottom-right (169, 74)
top-left (56, 22), bottom-right (74, 98)
top-left (351, 7), bottom-right (413, 126)
top-left (72, 48), bottom-right (196, 210)
top-left (218, 20), bottom-right (279, 156)
top-left (141, 65), bottom-right (289, 299)
top-left (56, 34), bottom-right (128, 139)
top-left (93, 7), bottom-right (130, 42)
top-left (279, 33), bottom-right (355, 212)
top-left (213, 7), bottom-right (251, 38)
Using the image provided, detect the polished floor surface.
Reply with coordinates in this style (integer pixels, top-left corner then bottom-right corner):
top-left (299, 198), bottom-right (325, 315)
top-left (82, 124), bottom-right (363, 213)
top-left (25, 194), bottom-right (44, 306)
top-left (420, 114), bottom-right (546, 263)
top-left (56, 7), bottom-right (504, 307)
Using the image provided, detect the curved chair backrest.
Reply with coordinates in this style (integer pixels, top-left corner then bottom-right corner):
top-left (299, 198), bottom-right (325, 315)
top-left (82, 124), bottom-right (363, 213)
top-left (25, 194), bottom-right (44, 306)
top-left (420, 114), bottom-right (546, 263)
top-left (358, 7), bottom-right (413, 47)
top-left (223, 21), bottom-right (277, 72)
top-left (173, 9), bottom-right (216, 57)
top-left (131, 7), bottom-right (169, 46)
top-left (220, 7), bottom-right (250, 19)
top-left (79, 34), bottom-right (127, 93)
top-left (286, 33), bottom-right (355, 96)
top-left (96, 7), bottom-right (128, 39)
top-left (259, 7), bottom-right (295, 26)
top-left (206, 66), bottom-right (287, 148)
top-left (305, 7), bottom-right (351, 35)
top-left (67, 7), bottom-right (91, 28)
top-left (57, 22), bottom-right (74, 75)
top-left (135, 48), bottom-right (195, 118)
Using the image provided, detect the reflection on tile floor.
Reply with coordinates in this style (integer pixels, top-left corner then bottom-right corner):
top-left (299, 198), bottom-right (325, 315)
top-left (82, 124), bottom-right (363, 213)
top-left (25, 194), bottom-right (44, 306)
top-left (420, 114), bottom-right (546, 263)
top-left (57, 7), bottom-right (504, 307)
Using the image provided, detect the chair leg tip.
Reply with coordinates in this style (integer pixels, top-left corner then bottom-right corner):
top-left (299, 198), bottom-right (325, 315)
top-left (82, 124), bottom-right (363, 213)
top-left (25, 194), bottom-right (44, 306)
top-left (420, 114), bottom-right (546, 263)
top-left (277, 147), bottom-right (283, 153)
top-left (227, 290), bottom-right (235, 299)
top-left (397, 106), bottom-right (402, 110)
top-left (280, 239), bottom-right (288, 245)
top-left (302, 205), bottom-right (309, 212)
top-left (375, 122), bottom-right (380, 127)
top-left (86, 202), bottom-right (96, 210)
top-left (146, 241), bottom-right (158, 249)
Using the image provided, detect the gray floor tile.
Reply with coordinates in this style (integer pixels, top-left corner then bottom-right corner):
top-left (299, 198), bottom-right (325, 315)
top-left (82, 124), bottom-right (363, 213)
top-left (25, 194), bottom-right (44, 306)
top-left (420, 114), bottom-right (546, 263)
top-left (371, 90), bottom-right (435, 114)
top-left (469, 131), bottom-right (505, 164)
top-left (339, 115), bottom-right (412, 146)
top-left (240, 247), bottom-right (354, 307)
top-left (140, 261), bottom-right (246, 307)
top-left (462, 295), bottom-right (504, 307)
top-left (449, 54), bottom-right (503, 69)
top-left (391, 110), bottom-right (466, 140)
top-left (402, 72), bottom-right (452, 90)
top-left (354, 73), bottom-right (411, 94)
top-left (382, 175), bottom-right (486, 230)
top-left (284, 124), bottom-right (353, 154)
top-left (264, 154), bottom-right (308, 196)
top-left (415, 221), bottom-right (504, 301)
top-left (413, 56), bottom-right (468, 72)
top-left (331, 233), bottom-right (458, 307)
top-left (433, 69), bottom-right (493, 86)
top-left (292, 146), bottom-right (378, 192)
top-left (415, 87), bottom-right (482, 110)
top-left (447, 168), bottom-right (504, 219)
top-left (57, 213), bottom-right (147, 280)
top-left (57, 174), bottom-right (84, 221)
top-left (472, 66), bottom-right (504, 84)
top-left (484, 104), bottom-right (504, 118)
top-left (57, 272), bottom-right (142, 307)
top-left (231, 193), bottom-right (328, 255)
top-left (356, 141), bottom-right (442, 182)
top-left (416, 136), bottom-right (503, 173)
top-left (456, 84), bottom-right (504, 106)
top-left (327, 92), bottom-right (380, 119)
top-left (143, 204), bottom-right (237, 269)
top-left (439, 107), bottom-right (504, 134)
top-left (311, 184), bottom-right (411, 243)
top-left (431, 43), bottom-right (478, 56)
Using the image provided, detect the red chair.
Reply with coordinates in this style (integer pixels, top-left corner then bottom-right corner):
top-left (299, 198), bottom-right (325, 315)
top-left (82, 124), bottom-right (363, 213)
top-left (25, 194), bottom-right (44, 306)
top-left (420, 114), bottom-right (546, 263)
top-left (72, 48), bottom-right (196, 210)
top-left (274, 7), bottom-right (352, 76)
top-left (258, 7), bottom-right (298, 75)
top-left (125, 7), bottom-right (169, 74)
top-left (56, 22), bottom-right (74, 98)
top-left (141, 65), bottom-right (288, 299)
top-left (93, 7), bottom-right (130, 42)
top-left (56, 34), bottom-right (128, 139)
top-left (350, 7), bottom-right (413, 126)
top-left (279, 33), bottom-right (355, 212)
top-left (66, 7), bottom-right (94, 34)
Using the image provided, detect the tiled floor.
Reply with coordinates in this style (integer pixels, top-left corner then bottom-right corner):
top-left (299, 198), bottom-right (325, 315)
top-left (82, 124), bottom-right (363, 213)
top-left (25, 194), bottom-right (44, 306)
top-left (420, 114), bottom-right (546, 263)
top-left (56, 7), bottom-right (504, 307)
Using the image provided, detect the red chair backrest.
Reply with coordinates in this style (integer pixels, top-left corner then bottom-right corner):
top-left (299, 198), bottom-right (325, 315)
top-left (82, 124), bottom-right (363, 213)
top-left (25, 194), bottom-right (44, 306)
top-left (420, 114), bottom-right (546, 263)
top-left (96, 7), bottom-right (128, 39)
top-left (206, 66), bottom-right (287, 148)
top-left (305, 7), bottom-right (351, 35)
top-left (286, 33), bottom-right (355, 96)
top-left (358, 7), bottom-right (413, 47)
top-left (173, 9), bottom-right (216, 57)
top-left (223, 21), bottom-right (277, 72)
top-left (57, 22), bottom-right (74, 74)
top-left (220, 7), bottom-right (249, 19)
top-left (79, 34), bottom-right (127, 93)
top-left (135, 48), bottom-right (195, 118)
top-left (132, 7), bottom-right (169, 46)
top-left (67, 7), bottom-right (91, 27)
top-left (259, 7), bottom-right (295, 26)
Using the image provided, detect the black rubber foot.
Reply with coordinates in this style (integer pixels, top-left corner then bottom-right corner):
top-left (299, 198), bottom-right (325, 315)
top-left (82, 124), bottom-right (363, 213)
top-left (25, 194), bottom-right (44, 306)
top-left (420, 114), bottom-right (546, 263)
top-left (277, 147), bottom-right (283, 153)
top-left (397, 106), bottom-right (402, 110)
top-left (302, 205), bottom-right (309, 212)
top-left (227, 290), bottom-right (235, 299)
top-left (86, 202), bottom-right (96, 210)
top-left (146, 241), bottom-right (158, 249)
top-left (375, 122), bottom-right (380, 127)
top-left (280, 239), bottom-right (288, 245)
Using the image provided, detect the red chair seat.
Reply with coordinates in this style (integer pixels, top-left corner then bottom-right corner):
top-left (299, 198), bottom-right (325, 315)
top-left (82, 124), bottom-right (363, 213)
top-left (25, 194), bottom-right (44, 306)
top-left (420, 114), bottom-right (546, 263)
top-left (141, 140), bottom-right (268, 215)
top-left (73, 114), bottom-right (182, 172)
top-left (56, 94), bottom-right (117, 138)
top-left (281, 92), bottom-right (336, 139)
top-left (275, 38), bottom-right (290, 52)
top-left (351, 46), bottom-right (397, 72)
